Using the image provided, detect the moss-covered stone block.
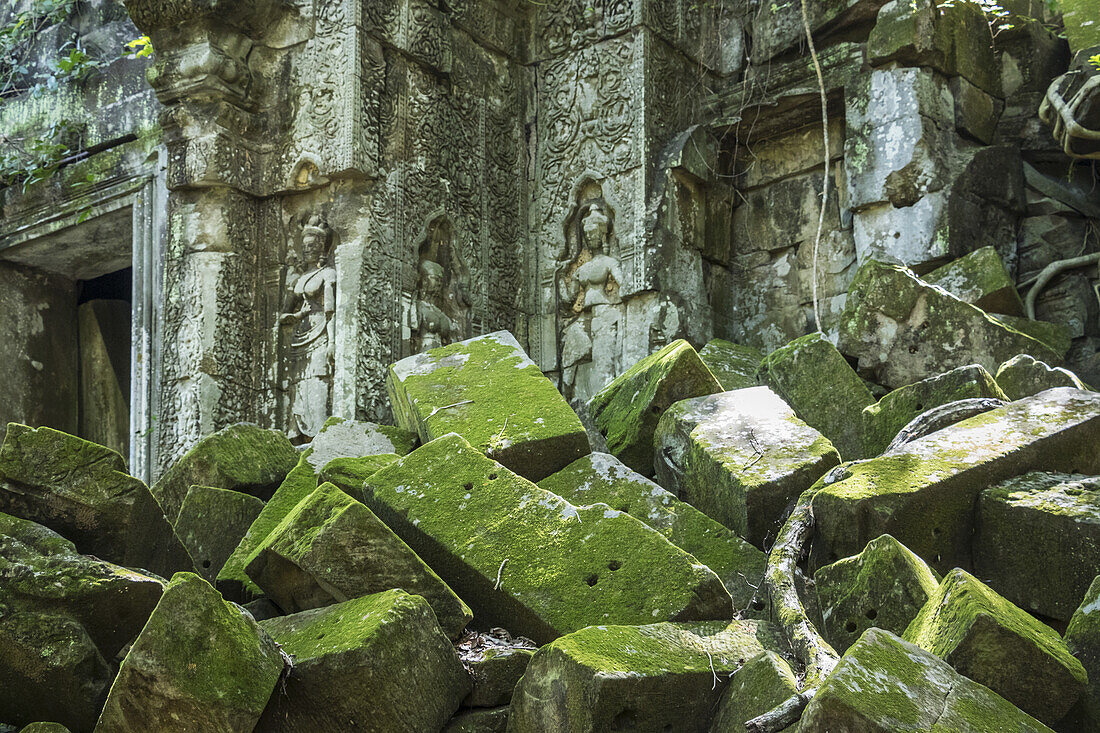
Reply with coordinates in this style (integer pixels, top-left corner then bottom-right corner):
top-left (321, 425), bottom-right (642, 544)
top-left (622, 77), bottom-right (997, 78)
top-left (698, 339), bottom-right (763, 392)
top-left (974, 472), bottom-right (1100, 621)
top-left (0, 424), bottom-right (194, 578)
top-left (587, 339), bottom-right (722, 475)
top-left (463, 646), bottom-right (535, 708)
top-left (759, 333), bottom-right (874, 459)
top-left (814, 534), bottom-right (939, 654)
top-left (174, 486), bottom-right (263, 583)
top-left (1065, 576), bottom-right (1100, 728)
top-left (707, 651), bottom-right (797, 733)
top-left (801, 627), bottom-right (1054, 731)
top-left (217, 417), bottom-right (405, 602)
top-left (19, 725), bottom-right (71, 733)
top-left (838, 260), bottom-right (1063, 390)
top-left (388, 331), bottom-right (588, 482)
top-left (996, 354), bottom-right (1089, 400)
top-left (925, 246), bottom-right (1024, 316)
top-left (654, 387), bottom-right (840, 548)
top-left (508, 619), bottom-right (786, 733)
top-left (812, 388), bottom-right (1100, 573)
top-left (257, 590), bottom-right (470, 732)
top-left (990, 314), bottom-right (1073, 359)
top-left (244, 482), bottom-right (471, 638)
top-left (861, 364), bottom-right (1007, 456)
top-left (903, 568), bottom-right (1086, 724)
top-left (95, 572), bottom-right (285, 733)
top-left (445, 708), bottom-right (509, 733)
top-left (335, 433), bottom-right (732, 644)
top-left (538, 451), bottom-right (766, 611)
top-left (151, 422), bottom-right (298, 524)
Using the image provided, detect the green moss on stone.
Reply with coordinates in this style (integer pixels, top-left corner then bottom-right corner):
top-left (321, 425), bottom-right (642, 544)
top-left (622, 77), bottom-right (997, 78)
top-left (924, 246), bottom-right (1023, 316)
top-left (1066, 576), bottom-right (1100, 727)
top-left (388, 331), bottom-right (588, 482)
top-left (903, 568), bottom-right (1086, 724)
top-left (759, 333), bottom-right (874, 460)
top-left (698, 339), bottom-right (763, 392)
top-left (587, 339), bottom-right (722, 475)
top-left (538, 452), bottom-right (766, 612)
top-left (708, 651), bottom-right (798, 732)
top-left (174, 486), bottom-right (263, 583)
top-left (331, 434), bottom-right (732, 644)
top-left (995, 354), bottom-right (1089, 400)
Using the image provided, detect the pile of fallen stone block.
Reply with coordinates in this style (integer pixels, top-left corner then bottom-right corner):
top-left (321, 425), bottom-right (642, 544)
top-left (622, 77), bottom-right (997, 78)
top-left (2, 274), bottom-right (1100, 732)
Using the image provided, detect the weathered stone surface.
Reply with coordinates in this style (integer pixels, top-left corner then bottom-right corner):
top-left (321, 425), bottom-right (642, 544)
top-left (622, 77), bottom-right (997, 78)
top-left (839, 260), bottom-right (1063, 389)
top-left (974, 472), bottom-right (1100, 621)
top-left (508, 619), bottom-right (786, 733)
top-left (459, 632), bottom-right (536, 708)
top-left (95, 572), bottom-right (285, 733)
top-left (654, 387), bottom-right (840, 548)
top-left (800, 628), bottom-right (1054, 732)
top-left (587, 339), bottom-right (722, 475)
top-left (814, 535), bottom-right (939, 653)
top-left (707, 651), bottom-right (797, 733)
top-left (989, 314), bottom-right (1073, 359)
top-left (996, 353), bottom-right (1090, 400)
top-left (257, 590), bottom-right (469, 733)
top-left (759, 333), bottom-right (874, 459)
top-left (19, 725), bottom-right (71, 733)
top-left (0, 424), bottom-right (193, 578)
top-left (244, 482), bottom-right (471, 638)
top-left (1065, 576), bottom-right (1100, 728)
top-left (388, 331), bottom-right (588, 483)
top-left (445, 708), bottom-right (509, 733)
top-left (903, 568), bottom-right (1086, 724)
top-left (538, 452), bottom-right (765, 611)
top-left (218, 417), bottom-right (407, 602)
top-left (328, 434), bottom-right (732, 644)
top-left (698, 339), bottom-right (763, 392)
top-left (151, 422), bottom-right (298, 524)
top-left (924, 246), bottom-right (1024, 316)
top-left (861, 364), bottom-right (1007, 456)
top-left (950, 75), bottom-right (1000, 144)
top-left (813, 388), bottom-right (1100, 573)
top-left (174, 486), bottom-right (263, 583)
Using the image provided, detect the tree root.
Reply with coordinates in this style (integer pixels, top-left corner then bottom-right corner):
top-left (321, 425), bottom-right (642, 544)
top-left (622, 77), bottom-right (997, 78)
top-left (1023, 252), bottom-right (1100, 320)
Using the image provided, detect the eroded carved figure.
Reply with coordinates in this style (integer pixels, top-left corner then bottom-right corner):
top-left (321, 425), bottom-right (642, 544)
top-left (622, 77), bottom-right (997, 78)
top-left (277, 214), bottom-right (336, 442)
top-left (407, 216), bottom-right (471, 354)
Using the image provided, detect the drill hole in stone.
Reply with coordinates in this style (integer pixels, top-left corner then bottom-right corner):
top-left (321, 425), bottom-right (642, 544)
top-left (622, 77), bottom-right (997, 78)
top-left (752, 598), bottom-right (766, 612)
top-left (608, 560), bottom-right (622, 571)
top-left (865, 608), bottom-right (878, 621)
top-left (464, 482), bottom-right (473, 491)
top-left (488, 473), bottom-right (498, 481)
top-left (845, 620), bottom-right (858, 634)
top-left (201, 560), bottom-right (211, 569)
top-left (586, 574), bottom-right (599, 587)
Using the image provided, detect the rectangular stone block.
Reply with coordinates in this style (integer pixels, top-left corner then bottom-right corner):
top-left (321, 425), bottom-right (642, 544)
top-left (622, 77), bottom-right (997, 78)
top-left (655, 387), bottom-right (840, 548)
top-left (697, 339), bottom-right (763, 392)
top-left (813, 388), bottom-right (1100, 573)
top-left (330, 433), bottom-right (733, 644)
top-left (388, 331), bottom-right (589, 482)
top-left (975, 472), bottom-right (1100, 621)
top-left (924, 245), bottom-right (1024, 316)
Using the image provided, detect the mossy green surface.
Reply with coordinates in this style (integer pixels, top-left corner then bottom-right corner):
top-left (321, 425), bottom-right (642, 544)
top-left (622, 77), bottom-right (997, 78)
top-left (537, 451), bottom-right (766, 612)
top-left (151, 422), bottom-right (298, 525)
top-left (387, 331), bottom-right (588, 482)
top-left (801, 627), bottom-right (1054, 732)
top-left (903, 568), bottom-right (1086, 724)
top-left (814, 534), bottom-right (939, 653)
top-left (258, 590), bottom-right (470, 733)
top-left (244, 483), bottom-right (471, 638)
top-left (464, 646), bottom-right (535, 708)
top-left (95, 572), bottom-right (284, 733)
top-left (337, 433), bottom-right (732, 645)
top-left (19, 724), bottom-right (73, 733)
top-left (217, 417), bottom-right (403, 602)
top-left (508, 619), bottom-right (786, 733)
top-left (444, 707), bottom-right (509, 733)
top-left (1065, 576), bottom-right (1100, 728)
top-left (174, 486), bottom-right (263, 583)
top-left (654, 387), bottom-right (840, 548)
top-left (975, 472), bottom-right (1100, 621)
top-left (759, 333), bottom-right (874, 460)
top-left (989, 314), bottom-right (1073, 358)
top-left (0, 424), bottom-right (194, 579)
top-left (861, 364), bottom-right (1007, 456)
top-left (924, 246), bottom-right (1024, 316)
top-left (708, 651), bottom-right (797, 733)
top-left (838, 260), bottom-right (1063, 390)
top-left (995, 354), bottom-right (1089, 401)
top-left (698, 339), bottom-right (763, 392)
top-left (812, 388), bottom-right (1100, 573)
top-left (586, 339), bottom-right (722, 475)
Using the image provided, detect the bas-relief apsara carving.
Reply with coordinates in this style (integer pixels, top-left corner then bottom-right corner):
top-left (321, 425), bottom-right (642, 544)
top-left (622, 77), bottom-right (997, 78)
top-left (405, 216), bottom-right (472, 354)
top-left (277, 214), bottom-right (336, 442)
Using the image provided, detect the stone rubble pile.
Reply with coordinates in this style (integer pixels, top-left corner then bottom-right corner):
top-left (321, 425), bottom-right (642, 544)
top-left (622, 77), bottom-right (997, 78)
top-left (1, 271), bottom-right (1100, 732)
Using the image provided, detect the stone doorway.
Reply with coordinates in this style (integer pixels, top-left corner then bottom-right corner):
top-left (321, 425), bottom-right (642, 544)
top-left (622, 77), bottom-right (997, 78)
top-left (77, 267), bottom-right (133, 459)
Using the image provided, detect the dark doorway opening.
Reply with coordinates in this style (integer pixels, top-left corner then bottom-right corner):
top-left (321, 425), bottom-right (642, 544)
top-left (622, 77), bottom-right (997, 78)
top-left (77, 267), bottom-right (133, 459)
